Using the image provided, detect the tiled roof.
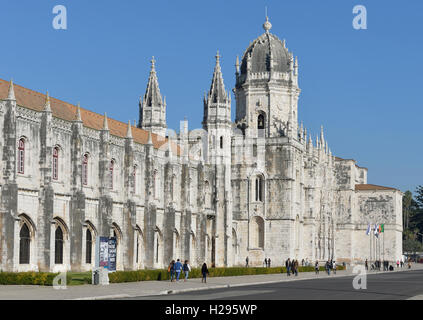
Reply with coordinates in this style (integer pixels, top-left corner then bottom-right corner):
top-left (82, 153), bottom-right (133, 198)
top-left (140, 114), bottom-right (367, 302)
top-left (355, 184), bottom-right (398, 191)
top-left (0, 79), bottom-right (180, 155)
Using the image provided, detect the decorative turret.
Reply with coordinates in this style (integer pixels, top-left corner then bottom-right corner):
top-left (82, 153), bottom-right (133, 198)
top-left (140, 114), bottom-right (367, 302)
top-left (6, 79), bottom-right (15, 101)
top-left (138, 57), bottom-right (167, 137)
top-left (202, 51), bottom-right (231, 131)
top-left (102, 113), bottom-right (109, 131)
top-left (126, 120), bottom-right (133, 139)
top-left (43, 92), bottom-right (52, 113)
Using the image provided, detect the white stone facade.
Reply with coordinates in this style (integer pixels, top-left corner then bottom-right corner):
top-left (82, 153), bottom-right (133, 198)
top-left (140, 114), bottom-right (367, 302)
top-left (0, 18), bottom-right (402, 272)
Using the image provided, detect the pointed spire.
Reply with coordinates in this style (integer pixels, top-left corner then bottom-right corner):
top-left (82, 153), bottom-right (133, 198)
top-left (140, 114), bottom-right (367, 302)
top-left (208, 50), bottom-right (228, 104)
top-left (75, 102), bottom-right (82, 121)
top-left (126, 120), bottom-right (133, 139)
top-left (235, 55), bottom-right (240, 74)
top-left (44, 91), bottom-right (51, 112)
top-left (143, 56), bottom-right (163, 108)
top-left (7, 79), bottom-right (16, 101)
top-left (103, 113), bottom-right (109, 131)
top-left (320, 125), bottom-right (325, 146)
top-left (307, 135), bottom-right (313, 152)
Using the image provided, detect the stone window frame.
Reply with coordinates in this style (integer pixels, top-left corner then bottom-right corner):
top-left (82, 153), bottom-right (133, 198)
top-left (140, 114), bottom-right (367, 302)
top-left (109, 159), bottom-right (115, 190)
top-left (53, 218), bottom-right (69, 265)
top-left (83, 220), bottom-right (97, 266)
top-left (82, 153), bottom-right (89, 186)
top-left (18, 214), bottom-right (36, 265)
top-left (17, 137), bottom-right (26, 174)
top-left (52, 146), bottom-right (60, 181)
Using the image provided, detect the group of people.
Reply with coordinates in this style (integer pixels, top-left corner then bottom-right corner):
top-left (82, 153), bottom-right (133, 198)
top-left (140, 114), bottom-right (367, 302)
top-left (168, 259), bottom-right (191, 282)
top-left (167, 259), bottom-right (210, 283)
top-left (365, 259), bottom-right (410, 271)
top-left (285, 258), bottom-right (300, 276)
top-left (263, 258), bottom-right (272, 268)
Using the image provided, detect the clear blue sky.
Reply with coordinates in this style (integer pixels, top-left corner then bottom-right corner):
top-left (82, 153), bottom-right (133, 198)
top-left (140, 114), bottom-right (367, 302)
top-left (1, 0), bottom-right (422, 194)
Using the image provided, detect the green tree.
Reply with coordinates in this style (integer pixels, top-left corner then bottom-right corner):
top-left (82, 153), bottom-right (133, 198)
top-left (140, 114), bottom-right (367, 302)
top-left (411, 186), bottom-right (423, 233)
top-left (403, 190), bottom-right (413, 230)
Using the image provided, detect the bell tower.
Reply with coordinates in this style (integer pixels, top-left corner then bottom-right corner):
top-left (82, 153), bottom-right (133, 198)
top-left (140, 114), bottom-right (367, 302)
top-left (234, 16), bottom-right (301, 139)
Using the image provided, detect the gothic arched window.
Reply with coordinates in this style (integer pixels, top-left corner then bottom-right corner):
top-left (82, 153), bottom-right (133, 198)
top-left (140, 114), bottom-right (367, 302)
top-left (109, 160), bottom-right (115, 190)
top-left (86, 228), bottom-right (92, 264)
top-left (255, 176), bottom-right (264, 202)
top-left (18, 138), bottom-right (25, 174)
top-left (19, 223), bottom-right (30, 264)
top-left (52, 147), bottom-right (59, 180)
top-left (220, 136), bottom-right (223, 149)
top-left (258, 114), bottom-right (265, 129)
top-left (82, 154), bottom-right (89, 186)
top-left (55, 226), bottom-right (64, 264)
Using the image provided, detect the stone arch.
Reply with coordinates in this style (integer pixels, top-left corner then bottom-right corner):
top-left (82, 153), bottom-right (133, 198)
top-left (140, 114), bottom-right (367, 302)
top-left (52, 217), bottom-right (70, 271)
top-left (173, 228), bottom-right (180, 260)
top-left (250, 216), bottom-right (265, 249)
top-left (112, 222), bottom-right (123, 270)
top-left (17, 214), bottom-right (36, 267)
top-left (135, 225), bottom-right (144, 269)
top-left (154, 226), bottom-right (164, 268)
top-left (83, 220), bottom-right (97, 267)
top-left (257, 111), bottom-right (266, 137)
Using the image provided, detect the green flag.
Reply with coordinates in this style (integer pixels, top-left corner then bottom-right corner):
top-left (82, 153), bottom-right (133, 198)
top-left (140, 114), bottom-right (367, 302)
top-left (381, 224), bottom-right (384, 233)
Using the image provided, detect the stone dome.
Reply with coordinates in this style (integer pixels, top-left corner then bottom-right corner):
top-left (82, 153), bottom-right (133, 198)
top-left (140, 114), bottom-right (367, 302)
top-left (240, 21), bottom-right (291, 75)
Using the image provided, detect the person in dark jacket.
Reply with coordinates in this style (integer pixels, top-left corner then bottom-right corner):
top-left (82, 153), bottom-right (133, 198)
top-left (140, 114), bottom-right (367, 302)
top-left (315, 261), bottom-right (319, 274)
top-left (201, 263), bottom-right (209, 283)
top-left (268, 258), bottom-right (271, 268)
top-left (285, 258), bottom-right (291, 276)
top-left (168, 260), bottom-right (175, 282)
top-left (183, 260), bottom-right (191, 282)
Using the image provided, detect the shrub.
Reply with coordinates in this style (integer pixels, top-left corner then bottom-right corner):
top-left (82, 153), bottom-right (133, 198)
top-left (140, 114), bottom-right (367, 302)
top-left (0, 272), bottom-right (60, 286)
top-left (107, 265), bottom-right (345, 284)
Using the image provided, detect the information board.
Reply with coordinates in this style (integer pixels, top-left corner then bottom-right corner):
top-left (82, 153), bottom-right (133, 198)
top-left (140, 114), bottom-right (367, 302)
top-left (108, 237), bottom-right (117, 272)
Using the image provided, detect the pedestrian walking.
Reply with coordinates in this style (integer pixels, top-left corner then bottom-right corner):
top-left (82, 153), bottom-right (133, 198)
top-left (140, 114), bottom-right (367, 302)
top-left (168, 260), bottom-right (175, 282)
top-left (246, 256), bottom-right (249, 268)
top-left (264, 258), bottom-right (267, 268)
top-left (365, 259), bottom-right (368, 271)
top-left (174, 259), bottom-right (183, 281)
top-left (183, 260), bottom-right (191, 281)
top-left (301, 259), bottom-right (305, 267)
top-left (286, 258), bottom-right (291, 276)
top-left (268, 258), bottom-right (271, 268)
top-left (314, 261), bottom-right (319, 274)
top-left (396, 260), bottom-right (400, 268)
top-left (294, 259), bottom-right (299, 276)
top-left (325, 260), bottom-right (331, 275)
top-left (201, 262), bottom-right (209, 283)
top-left (400, 260), bottom-right (404, 268)
top-left (333, 261), bottom-right (337, 274)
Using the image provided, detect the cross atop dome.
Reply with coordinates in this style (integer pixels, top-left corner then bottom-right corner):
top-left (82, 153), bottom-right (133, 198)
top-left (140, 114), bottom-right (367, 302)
top-left (263, 8), bottom-right (272, 33)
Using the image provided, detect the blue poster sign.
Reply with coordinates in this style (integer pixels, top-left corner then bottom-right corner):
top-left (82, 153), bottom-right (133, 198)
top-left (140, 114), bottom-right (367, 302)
top-left (108, 237), bottom-right (117, 272)
top-left (99, 236), bottom-right (109, 268)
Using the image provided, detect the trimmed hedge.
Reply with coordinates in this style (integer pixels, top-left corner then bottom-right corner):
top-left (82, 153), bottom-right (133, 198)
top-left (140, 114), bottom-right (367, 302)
top-left (0, 265), bottom-right (345, 285)
top-left (108, 265), bottom-right (345, 284)
top-left (0, 272), bottom-right (61, 286)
